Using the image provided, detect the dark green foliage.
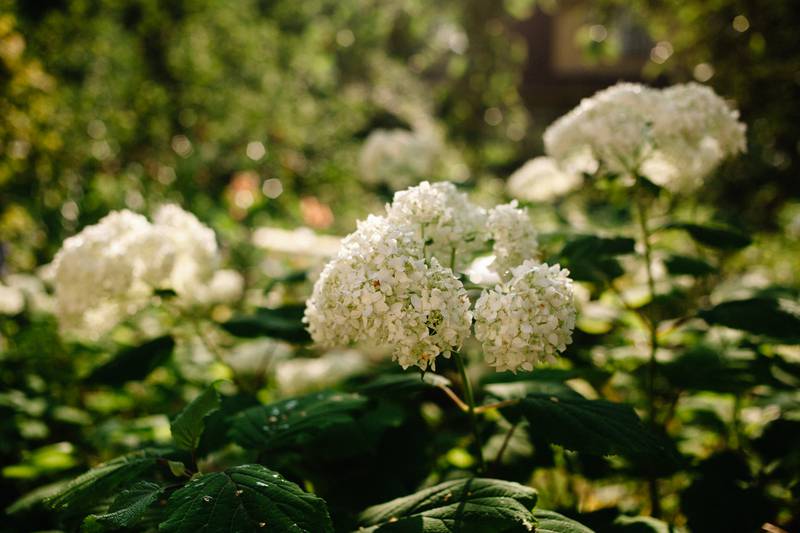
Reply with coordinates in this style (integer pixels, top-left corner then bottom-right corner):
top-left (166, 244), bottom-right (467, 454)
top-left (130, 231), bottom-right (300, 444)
top-left (663, 254), bottom-right (716, 276)
top-left (665, 223), bottom-right (752, 250)
top-left (82, 480), bottom-right (163, 532)
top-left (680, 452), bottom-right (775, 533)
top-left (222, 305), bottom-right (311, 343)
top-left (230, 391), bottom-right (370, 453)
top-left (556, 235), bottom-right (635, 283)
top-left (159, 465), bottom-right (334, 533)
top-left (86, 336), bottom-right (175, 386)
top-left (47, 448), bottom-right (170, 514)
top-left (356, 477), bottom-right (540, 533)
top-left (699, 297), bottom-right (800, 340)
top-left (534, 509), bottom-right (595, 533)
top-left (499, 393), bottom-right (670, 461)
top-left (170, 385), bottom-right (221, 452)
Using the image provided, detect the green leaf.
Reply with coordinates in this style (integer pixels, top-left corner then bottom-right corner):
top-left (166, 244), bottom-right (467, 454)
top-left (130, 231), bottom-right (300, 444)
top-left (83, 481), bottom-right (163, 532)
top-left (86, 336), bottom-right (175, 386)
top-left (534, 509), bottom-right (595, 533)
top-left (229, 391), bottom-right (368, 452)
top-left (356, 477), bottom-right (538, 533)
top-left (158, 464), bottom-right (333, 533)
top-left (556, 235), bottom-right (635, 283)
top-left (47, 448), bottom-right (168, 514)
top-left (171, 385), bottom-right (221, 452)
top-left (222, 304), bottom-right (311, 343)
top-left (356, 373), bottom-right (451, 398)
top-left (502, 393), bottom-right (669, 460)
top-left (666, 222), bottom-right (751, 250)
top-left (612, 514), bottom-right (672, 532)
top-left (659, 346), bottom-right (761, 394)
top-left (699, 297), bottom-right (800, 341)
top-left (664, 254), bottom-right (716, 276)
top-left (560, 235), bottom-right (636, 257)
top-left (6, 479), bottom-right (71, 515)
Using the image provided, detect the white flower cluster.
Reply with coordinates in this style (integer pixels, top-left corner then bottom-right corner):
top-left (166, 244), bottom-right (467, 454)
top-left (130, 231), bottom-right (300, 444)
top-left (359, 128), bottom-right (442, 191)
top-left (487, 201), bottom-right (539, 279)
top-left (386, 181), bottom-right (487, 270)
top-left (51, 206), bottom-right (242, 338)
top-left (306, 181), bottom-right (575, 372)
top-left (474, 261), bottom-right (576, 372)
top-left (543, 82), bottom-right (746, 189)
top-left (506, 156), bottom-right (583, 203)
top-left (304, 215), bottom-right (472, 370)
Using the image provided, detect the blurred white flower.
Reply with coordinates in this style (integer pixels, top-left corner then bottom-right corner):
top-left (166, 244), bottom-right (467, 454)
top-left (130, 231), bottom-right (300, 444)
top-left (304, 214), bottom-right (472, 370)
top-left (359, 128), bottom-right (442, 190)
top-left (181, 269), bottom-right (245, 307)
top-left (276, 350), bottom-right (368, 396)
top-left (544, 82), bottom-right (746, 190)
top-left (507, 156), bottom-right (583, 202)
top-left (153, 204), bottom-right (219, 297)
top-left (51, 205), bottom-right (231, 338)
top-left (386, 181), bottom-right (488, 270)
top-left (474, 261), bottom-right (576, 372)
top-left (465, 255), bottom-right (501, 286)
top-left (0, 283), bottom-right (24, 315)
top-left (252, 226), bottom-right (341, 257)
top-left (486, 201), bottom-right (539, 278)
top-left (4, 273), bottom-right (54, 314)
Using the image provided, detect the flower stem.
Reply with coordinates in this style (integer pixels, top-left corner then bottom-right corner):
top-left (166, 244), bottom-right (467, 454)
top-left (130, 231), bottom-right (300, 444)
top-left (634, 190), bottom-right (659, 424)
top-left (635, 184), bottom-right (662, 518)
top-left (454, 351), bottom-right (485, 472)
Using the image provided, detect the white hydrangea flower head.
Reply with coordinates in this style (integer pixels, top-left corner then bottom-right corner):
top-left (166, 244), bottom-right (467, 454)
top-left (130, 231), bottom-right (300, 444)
top-left (474, 260), bottom-right (576, 372)
top-left (649, 82), bottom-right (747, 188)
top-left (507, 156), bottom-right (584, 202)
top-left (544, 81), bottom-right (746, 190)
top-left (51, 210), bottom-right (173, 337)
top-left (153, 204), bottom-right (219, 296)
top-left (304, 214), bottom-right (472, 370)
top-left (52, 205), bottom-right (229, 338)
top-left (386, 181), bottom-right (488, 270)
top-left (544, 83), bottom-right (658, 175)
top-left (487, 201), bottom-right (539, 278)
top-left (358, 128), bottom-right (441, 191)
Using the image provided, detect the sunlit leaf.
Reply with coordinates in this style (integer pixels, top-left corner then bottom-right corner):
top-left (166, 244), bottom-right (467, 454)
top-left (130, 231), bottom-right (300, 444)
top-left (356, 477), bottom-right (538, 532)
top-left (159, 464), bottom-right (333, 533)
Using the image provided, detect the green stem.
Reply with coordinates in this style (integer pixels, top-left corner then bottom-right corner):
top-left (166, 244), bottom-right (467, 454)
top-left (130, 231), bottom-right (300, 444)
top-left (454, 351), bottom-right (485, 473)
top-left (635, 185), bottom-right (662, 519)
top-left (635, 192), bottom-right (659, 425)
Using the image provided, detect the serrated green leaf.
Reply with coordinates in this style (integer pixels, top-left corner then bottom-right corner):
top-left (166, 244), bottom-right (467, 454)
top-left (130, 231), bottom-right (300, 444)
top-left (171, 385), bottom-right (221, 452)
top-left (6, 479), bottom-right (71, 515)
top-left (229, 391), bottom-right (368, 452)
top-left (222, 304), bottom-right (311, 343)
top-left (699, 297), bottom-right (800, 341)
top-left (534, 509), bottom-right (595, 533)
top-left (666, 223), bottom-right (751, 250)
top-left (158, 464), bottom-right (333, 533)
top-left (47, 448), bottom-right (168, 514)
top-left (83, 481), bottom-right (163, 532)
top-left (356, 477), bottom-right (538, 533)
top-left (86, 336), bottom-right (175, 386)
top-left (664, 254), bottom-right (716, 276)
top-left (502, 393), bottom-right (669, 460)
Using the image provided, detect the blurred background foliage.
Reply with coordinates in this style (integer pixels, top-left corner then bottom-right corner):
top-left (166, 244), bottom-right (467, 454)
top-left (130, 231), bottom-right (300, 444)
top-left (2, 0), bottom-right (797, 271)
top-left (2, 0), bottom-right (800, 532)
